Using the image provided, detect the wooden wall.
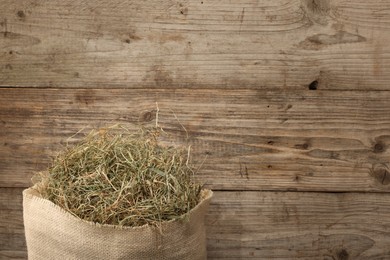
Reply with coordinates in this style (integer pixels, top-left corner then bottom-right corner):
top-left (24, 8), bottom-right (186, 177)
top-left (1, 0), bottom-right (390, 258)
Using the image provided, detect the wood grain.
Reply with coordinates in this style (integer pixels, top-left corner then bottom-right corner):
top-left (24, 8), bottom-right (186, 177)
top-left (207, 191), bottom-right (390, 259)
top-left (0, 251), bottom-right (27, 260)
top-left (0, 0), bottom-right (390, 89)
top-left (1, 0), bottom-right (390, 258)
top-left (0, 188), bottom-right (25, 258)
top-left (1, 88), bottom-right (390, 191)
top-left (2, 188), bottom-right (390, 259)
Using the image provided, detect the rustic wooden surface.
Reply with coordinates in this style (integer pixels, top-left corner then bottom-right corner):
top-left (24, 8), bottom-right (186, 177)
top-left (1, 88), bottom-right (390, 191)
top-left (0, 188), bottom-right (25, 259)
top-left (0, 0), bottom-right (390, 90)
top-left (2, 188), bottom-right (390, 259)
top-left (207, 191), bottom-right (390, 259)
top-left (1, 0), bottom-right (390, 258)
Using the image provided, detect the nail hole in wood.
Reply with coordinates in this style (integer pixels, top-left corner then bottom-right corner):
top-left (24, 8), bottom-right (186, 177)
top-left (308, 80), bottom-right (318, 90)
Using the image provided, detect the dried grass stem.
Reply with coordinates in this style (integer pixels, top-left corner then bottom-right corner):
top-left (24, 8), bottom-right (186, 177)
top-left (35, 126), bottom-right (202, 227)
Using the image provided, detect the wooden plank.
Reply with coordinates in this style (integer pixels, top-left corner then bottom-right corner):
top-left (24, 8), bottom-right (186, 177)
top-left (207, 191), bottom-right (390, 259)
top-left (1, 88), bottom-right (390, 192)
top-left (0, 188), bottom-right (24, 239)
top-left (0, 251), bottom-right (27, 260)
top-left (2, 188), bottom-right (390, 259)
top-left (0, 0), bottom-right (389, 90)
top-left (0, 188), bottom-right (23, 210)
top-left (0, 188), bottom-right (25, 257)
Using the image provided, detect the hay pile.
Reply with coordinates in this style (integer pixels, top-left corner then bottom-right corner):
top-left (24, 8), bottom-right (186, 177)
top-left (34, 126), bottom-right (202, 227)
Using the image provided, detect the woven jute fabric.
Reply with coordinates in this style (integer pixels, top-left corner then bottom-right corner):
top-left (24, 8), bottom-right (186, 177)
top-left (23, 188), bottom-right (212, 260)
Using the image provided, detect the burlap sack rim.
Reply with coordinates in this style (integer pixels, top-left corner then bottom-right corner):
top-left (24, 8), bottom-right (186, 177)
top-left (23, 186), bottom-right (212, 231)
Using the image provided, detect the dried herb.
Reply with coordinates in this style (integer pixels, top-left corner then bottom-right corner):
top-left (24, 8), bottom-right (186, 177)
top-left (34, 126), bottom-right (202, 227)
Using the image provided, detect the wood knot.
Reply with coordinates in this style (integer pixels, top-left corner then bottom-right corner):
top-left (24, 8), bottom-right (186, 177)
top-left (304, 0), bottom-right (330, 13)
top-left (302, 0), bottom-right (331, 25)
top-left (141, 111), bottom-right (154, 122)
top-left (371, 164), bottom-right (390, 185)
top-left (373, 142), bottom-right (385, 153)
top-left (337, 249), bottom-right (349, 260)
top-left (17, 10), bottom-right (26, 19)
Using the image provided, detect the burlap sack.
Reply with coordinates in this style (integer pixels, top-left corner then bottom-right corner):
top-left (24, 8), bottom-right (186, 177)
top-left (23, 187), bottom-right (212, 260)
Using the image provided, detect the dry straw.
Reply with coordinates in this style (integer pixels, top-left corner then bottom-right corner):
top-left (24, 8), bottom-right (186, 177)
top-left (34, 125), bottom-right (202, 227)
